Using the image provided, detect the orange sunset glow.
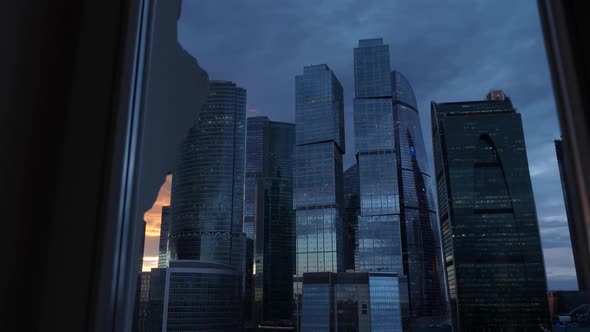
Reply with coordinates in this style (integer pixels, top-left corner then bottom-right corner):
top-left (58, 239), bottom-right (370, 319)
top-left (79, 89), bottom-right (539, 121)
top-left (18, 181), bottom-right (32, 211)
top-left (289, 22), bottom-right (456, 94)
top-left (142, 173), bottom-right (172, 271)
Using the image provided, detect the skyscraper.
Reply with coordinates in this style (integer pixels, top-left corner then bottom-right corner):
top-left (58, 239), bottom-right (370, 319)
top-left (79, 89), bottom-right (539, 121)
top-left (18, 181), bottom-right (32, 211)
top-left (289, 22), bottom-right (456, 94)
top-left (353, 38), bottom-right (401, 275)
top-left (168, 80), bottom-right (246, 268)
top-left (431, 91), bottom-right (550, 330)
top-left (353, 38), bottom-right (444, 324)
top-left (244, 116), bottom-right (296, 324)
top-left (157, 205), bottom-right (170, 268)
top-left (555, 138), bottom-right (590, 291)
top-left (294, 64), bottom-right (345, 318)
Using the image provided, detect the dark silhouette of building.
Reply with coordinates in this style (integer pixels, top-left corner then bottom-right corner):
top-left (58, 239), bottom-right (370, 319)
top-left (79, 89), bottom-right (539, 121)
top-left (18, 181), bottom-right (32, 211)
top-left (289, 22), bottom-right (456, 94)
top-left (431, 91), bottom-right (550, 330)
top-left (131, 0), bottom-right (210, 328)
top-left (556, 138), bottom-right (590, 291)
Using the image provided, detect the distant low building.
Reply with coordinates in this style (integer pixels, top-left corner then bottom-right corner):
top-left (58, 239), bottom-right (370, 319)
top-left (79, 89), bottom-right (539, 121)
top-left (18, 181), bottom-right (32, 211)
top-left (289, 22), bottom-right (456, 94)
top-left (549, 290), bottom-right (590, 329)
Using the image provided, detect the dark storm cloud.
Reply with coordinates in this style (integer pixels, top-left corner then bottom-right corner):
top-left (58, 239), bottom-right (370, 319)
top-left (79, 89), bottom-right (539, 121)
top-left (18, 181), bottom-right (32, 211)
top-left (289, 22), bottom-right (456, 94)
top-left (177, 0), bottom-right (574, 289)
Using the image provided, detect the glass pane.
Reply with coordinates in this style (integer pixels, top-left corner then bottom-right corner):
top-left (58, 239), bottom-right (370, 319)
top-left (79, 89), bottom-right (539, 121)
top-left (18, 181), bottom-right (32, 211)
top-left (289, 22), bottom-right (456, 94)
top-left (122, 1), bottom-right (581, 331)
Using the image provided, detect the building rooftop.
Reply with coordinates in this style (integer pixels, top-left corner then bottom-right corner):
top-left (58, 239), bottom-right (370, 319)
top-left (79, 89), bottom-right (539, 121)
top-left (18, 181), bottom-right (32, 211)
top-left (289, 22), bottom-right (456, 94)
top-left (433, 98), bottom-right (515, 116)
top-left (358, 38), bottom-right (385, 47)
top-left (302, 64), bottom-right (330, 74)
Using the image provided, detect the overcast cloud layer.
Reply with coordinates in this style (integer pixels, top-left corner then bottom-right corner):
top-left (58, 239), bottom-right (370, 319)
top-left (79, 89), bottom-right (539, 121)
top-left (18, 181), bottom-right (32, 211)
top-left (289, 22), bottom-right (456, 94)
top-left (169, 0), bottom-right (575, 289)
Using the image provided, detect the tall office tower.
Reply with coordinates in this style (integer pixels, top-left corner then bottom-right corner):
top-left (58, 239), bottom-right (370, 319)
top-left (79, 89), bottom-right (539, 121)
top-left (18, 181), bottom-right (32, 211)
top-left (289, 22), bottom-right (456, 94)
top-left (300, 272), bottom-right (405, 331)
top-left (294, 64), bottom-right (345, 315)
top-left (556, 138), bottom-right (590, 290)
top-left (353, 38), bottom-right (400, 275)
top-left (244, 117), bottom-right (296, 324)
top-left (168, 80), bottom-right (246, 268)
top-left (343, 163), bottom-right (360, 271)
top-left (157, 206), bottom-right (170, 268)
top-left (353, 38), bottom-right (444, 323)
top-left (431, 91), bottom-right (550, 330)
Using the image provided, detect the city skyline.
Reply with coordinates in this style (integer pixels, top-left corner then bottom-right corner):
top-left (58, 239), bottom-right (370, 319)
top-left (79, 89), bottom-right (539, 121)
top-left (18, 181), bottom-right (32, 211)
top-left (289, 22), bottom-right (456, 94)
top-left (140, 0), bottom-right (572, 291)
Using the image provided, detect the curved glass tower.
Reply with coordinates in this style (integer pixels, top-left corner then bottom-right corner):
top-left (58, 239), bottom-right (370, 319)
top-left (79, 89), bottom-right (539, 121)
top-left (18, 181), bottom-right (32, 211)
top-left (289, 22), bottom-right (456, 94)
top-left (353, 39), bottom-right (445, 325)
top-left (168, 80), bottom-right (246, 268)
top-left (392, 71), bottom-right (444, 320)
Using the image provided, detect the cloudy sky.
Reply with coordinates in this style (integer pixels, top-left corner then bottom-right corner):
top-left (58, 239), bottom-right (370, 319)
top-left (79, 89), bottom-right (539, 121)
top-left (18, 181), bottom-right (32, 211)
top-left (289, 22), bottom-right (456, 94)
top-left (143, 0), bottom-right (576, 290)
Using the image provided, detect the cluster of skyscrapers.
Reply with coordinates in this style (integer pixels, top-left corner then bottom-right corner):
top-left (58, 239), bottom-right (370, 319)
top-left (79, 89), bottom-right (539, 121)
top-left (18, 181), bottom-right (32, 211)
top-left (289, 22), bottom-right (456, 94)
top-left (133, 37), bottom-right (584, 331)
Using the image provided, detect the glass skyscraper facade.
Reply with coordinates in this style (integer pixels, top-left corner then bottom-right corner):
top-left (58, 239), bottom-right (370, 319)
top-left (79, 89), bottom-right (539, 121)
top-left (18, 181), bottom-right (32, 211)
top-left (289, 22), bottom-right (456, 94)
top-left (158, 205), bottom-right (170, 268)
top-left (353, 39), bottom-right (445, 324)
top-left (368, 274), bottom-right (406, 332)
top-left (145, 261), bottom-right (242, 332)
top-left (294, 64), bottom-right (345, 286)
top-left (353, 39), bottom-right (402, 275)
top-left (295, 65), bottom-right (345, 330)
top-left (392, 71), bottom-right (445, 321)
top-left (244, 117), bottom-right (296, 324)
top-left (431, 92), bottom-right (550, 330)
top-left (168, 80), bottom-right (246, 269)
top-left (300, 272), bottom-right (404, 332)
